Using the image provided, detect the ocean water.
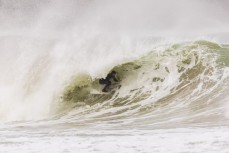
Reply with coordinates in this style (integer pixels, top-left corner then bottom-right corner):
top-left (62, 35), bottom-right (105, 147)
top-left (0, 0), bottom-right (229, 153)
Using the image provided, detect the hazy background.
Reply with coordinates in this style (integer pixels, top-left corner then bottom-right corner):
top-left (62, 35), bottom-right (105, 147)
top-left (0, 0), bottom-right (229, 41)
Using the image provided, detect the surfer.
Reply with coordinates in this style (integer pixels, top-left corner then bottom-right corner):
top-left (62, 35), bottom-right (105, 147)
top-left (99, 71), bottom-right (119, 92)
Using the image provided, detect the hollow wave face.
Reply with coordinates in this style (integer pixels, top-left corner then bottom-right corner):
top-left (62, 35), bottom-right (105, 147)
top-left (51, 40), bottom-right (229, 129)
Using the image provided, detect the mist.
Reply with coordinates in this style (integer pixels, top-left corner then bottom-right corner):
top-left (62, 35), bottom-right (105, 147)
top-left (0, 0), bottom-right (228, 121)
top-left (0, 0), bottom-right (229, 40)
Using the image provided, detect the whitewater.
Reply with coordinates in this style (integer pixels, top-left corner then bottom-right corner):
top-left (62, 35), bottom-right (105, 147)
top-left (0, 0), bottom-right (229, 153)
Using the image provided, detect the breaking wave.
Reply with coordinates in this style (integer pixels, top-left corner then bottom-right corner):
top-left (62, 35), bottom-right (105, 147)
top-left (51, 40), bottom-right (229, 128)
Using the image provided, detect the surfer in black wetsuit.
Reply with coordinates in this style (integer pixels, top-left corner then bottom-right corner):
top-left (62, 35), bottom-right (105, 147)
top-left (99, 71), bottom-right (119, 92)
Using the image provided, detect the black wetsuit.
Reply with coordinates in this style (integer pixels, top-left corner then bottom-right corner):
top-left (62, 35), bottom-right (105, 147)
top-left (99, 72), bottom-right (118, 92)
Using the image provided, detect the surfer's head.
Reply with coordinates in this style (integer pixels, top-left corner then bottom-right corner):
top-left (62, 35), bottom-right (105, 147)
top-left (111, 71), bottom-right (116, 74)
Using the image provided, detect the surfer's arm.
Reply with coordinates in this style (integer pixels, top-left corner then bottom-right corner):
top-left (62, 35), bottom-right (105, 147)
top-left (113, 74), bottom-right (119, 82)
